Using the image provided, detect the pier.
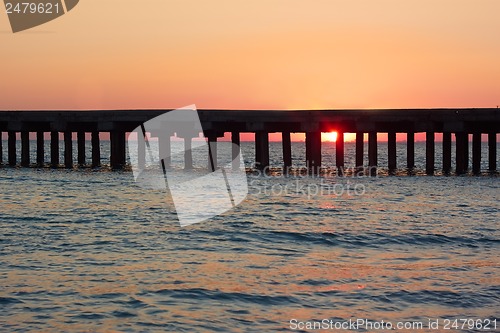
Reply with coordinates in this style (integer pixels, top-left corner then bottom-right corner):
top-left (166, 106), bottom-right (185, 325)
top-left (0, 109), bottom-right (499, 175)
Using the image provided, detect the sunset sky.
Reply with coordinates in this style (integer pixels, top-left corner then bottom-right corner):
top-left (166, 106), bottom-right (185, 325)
top-left (1, 1), bottom-right (500, 113)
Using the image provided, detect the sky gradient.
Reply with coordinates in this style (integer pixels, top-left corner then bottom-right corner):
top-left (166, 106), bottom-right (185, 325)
top-left (1, 0), bottom-right (500, 111)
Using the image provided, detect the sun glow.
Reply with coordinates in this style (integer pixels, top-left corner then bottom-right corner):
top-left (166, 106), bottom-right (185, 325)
top-left (322, 132), bottom-right (338, 142)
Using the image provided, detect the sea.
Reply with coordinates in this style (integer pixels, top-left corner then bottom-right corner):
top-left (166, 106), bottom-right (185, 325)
top-left (0, 141), bottom-right (499, 333)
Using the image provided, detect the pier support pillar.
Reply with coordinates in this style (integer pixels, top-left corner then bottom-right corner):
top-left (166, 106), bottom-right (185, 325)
top-left (282, 131), bottom-right (292, 174)
top-left (137, 130), bottom-right (146, 170)
top-left (110, 131), bottom-right (126, 169)
top-left (232, 132), bottom-right (241, 171)
top-left (183, 137), bottom-right (193, 170)
top-left (21, 131), bottom-right (30, 167)
top-left (208, 134), bottom-right (217, 171)
top-left (255, 133), bottom-right (262, 168)
top-left (51, 131), bottom-right (59, 168)
top-left (305, 133), bottom-right (311, 169)
top-left (355, 132), bottom-right (364, 171)
top-left (488, 132), bottom-right (497, 172)
top-left (472, 132), bottom-right (481, 175)
top-left (442, 132), bottom-right (452, 174)
top-left (306, 131), bottom-right (321, 175)
top-left (426, 132), bottom-right (435, 175)
top-left (77, 131), bottom-right (85, 166)
top-left (159, 133), bottom-right (171, 169)
top-left (8, 131), bottom-right (16, 166)
top-left (64, 131), bottom-right (73, 169)
top-left (91, 131), bottom-right (101, 168)
top-left (336, 131), bottom-right (345, 175)
top-left (0, 132), bottom-right (2, 165)
top-left (256, 131), bottom-right (269, 171)
top-left (37, 131), bottom-right (44, 166)
top-left (407, 132), bottom-right (415, 170)
top-left (464, 134), bottom-right (469, 171)
top-left (455, 132), bottom-right (467, 175)
top-left (368, 132), bottom-right (377, 176)
top-left (388, 132), bottom-right (397, 174)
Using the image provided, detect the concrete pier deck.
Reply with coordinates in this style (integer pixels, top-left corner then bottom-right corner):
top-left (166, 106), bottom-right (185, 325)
top-left (0, 108), bottom-right (499, 174)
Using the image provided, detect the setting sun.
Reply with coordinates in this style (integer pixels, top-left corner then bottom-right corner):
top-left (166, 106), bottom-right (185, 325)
top-left (322, 132), bottom-right (338, 142)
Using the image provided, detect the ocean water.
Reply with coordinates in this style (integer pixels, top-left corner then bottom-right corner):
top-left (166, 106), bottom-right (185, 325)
top-left (0, 142), bottom-right (499, 332)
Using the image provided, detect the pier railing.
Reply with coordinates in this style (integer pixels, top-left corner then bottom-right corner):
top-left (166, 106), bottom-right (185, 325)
top-left (0, 109), bottom-right (498, 175)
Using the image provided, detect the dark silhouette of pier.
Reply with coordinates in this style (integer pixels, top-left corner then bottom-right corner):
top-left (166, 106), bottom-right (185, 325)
top-left (0, 109), bottom-right (498, 175)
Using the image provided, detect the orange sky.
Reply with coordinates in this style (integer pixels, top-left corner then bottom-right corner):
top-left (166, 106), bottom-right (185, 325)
top-left (1, 1), bottom-right (500, 141)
